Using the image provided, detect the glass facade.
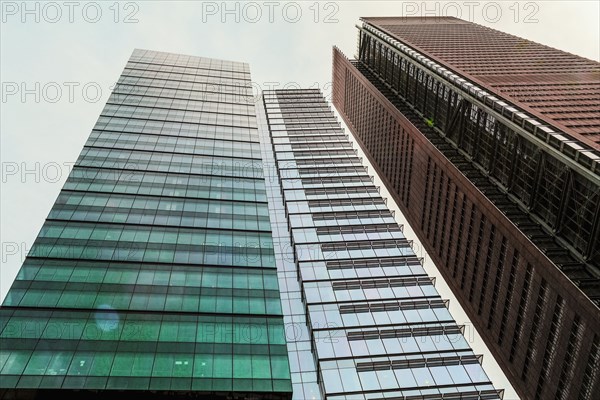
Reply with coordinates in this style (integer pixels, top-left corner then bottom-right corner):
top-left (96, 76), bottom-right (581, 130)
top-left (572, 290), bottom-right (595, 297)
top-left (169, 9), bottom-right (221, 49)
top-left (257, 97), bottom-right (321, 400)
top-left (1, 49), bottom-right (502, 399)
top-left (0, 49), bottom-right (292, 398)
top-left (259, 89), bottom-right (503, 399)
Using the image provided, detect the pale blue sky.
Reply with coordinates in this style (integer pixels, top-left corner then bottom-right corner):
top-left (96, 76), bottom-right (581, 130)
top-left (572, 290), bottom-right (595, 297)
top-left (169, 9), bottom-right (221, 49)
top-left (1, 2), bottom-right (599, 398)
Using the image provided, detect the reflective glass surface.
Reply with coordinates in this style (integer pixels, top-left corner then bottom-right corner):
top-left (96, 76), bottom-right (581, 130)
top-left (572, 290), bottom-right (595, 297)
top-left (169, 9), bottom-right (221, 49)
top-left (0, 50), bottom-right (291, 397)
top-left (261, 89), bottom-right (501, 399)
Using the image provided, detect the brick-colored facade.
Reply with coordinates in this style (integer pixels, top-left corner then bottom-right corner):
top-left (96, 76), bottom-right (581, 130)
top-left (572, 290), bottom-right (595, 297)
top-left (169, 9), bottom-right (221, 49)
top-left (332, 17), bottom-right (600, 400)
top-left (361, 17), bottom-right (600, 149)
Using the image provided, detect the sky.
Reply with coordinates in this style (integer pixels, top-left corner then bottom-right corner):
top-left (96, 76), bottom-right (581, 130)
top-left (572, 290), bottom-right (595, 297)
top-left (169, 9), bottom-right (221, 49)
top-left (1, 1), bottom-right (599, 398)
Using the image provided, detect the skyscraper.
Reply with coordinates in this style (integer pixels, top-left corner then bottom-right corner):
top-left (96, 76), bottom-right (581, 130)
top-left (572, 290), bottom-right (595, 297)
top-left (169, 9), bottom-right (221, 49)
top-left (332, 17), bottom-right (600, 400)
top-left (258, 88), bottom-right (502, 399)
top-left (0, 49), bottom-right (292, 399)
top-left (1, 49), bottom-right (501, 399)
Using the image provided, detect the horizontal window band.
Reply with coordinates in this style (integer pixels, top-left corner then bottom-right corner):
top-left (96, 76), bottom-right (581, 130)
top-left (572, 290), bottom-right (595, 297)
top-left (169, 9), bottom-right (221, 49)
top-left (89, 128), bottom-right (260, 145)
top-left (339, 299), bottom-right (448, 314)
top-left (56, 190), bottom-right (268, 206)
top-left (0, 305), bottom-right (286, 321)
top-left (125, 59), bottom-right (251, 76)
top-left (366, 388), bottom-right (503, 400)
top-left (83, 144), bottom-right (262, 162)
top-left (96, 114), bottom-right (258, 131)
top-left (67, 166), bottom-right (267, 184)
top-left (325, 256), bottom-right (423, 270)
top-left (304, 187), bottom-right (379, 195)
top-left (313, 210), bottom-right (393, 222)
top-left (11, 280), bottom-right (280, 297)
top-left (316, 223), bottom-right (401, 236)
top-left (331, 276), bottom-right (434, 291)
top-left (355, 353), bottom-right (482, 372)
top-left (321, 239), bottom-right (412, 252)
top-left (110, 88), bottom-right (253, 107)
top-left (346, 324), bottom-right (463, 341)
top-left (0, 338), bottom-right (288, 353)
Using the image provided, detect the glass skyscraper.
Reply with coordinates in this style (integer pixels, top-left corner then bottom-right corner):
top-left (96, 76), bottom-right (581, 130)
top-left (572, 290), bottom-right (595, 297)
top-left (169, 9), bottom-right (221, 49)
top-left (0, 49), bottom-right (291, 398)
top-left (258, 89), bottom-right (502, 399)
top-left (1, 50), bottom-right (501, 399)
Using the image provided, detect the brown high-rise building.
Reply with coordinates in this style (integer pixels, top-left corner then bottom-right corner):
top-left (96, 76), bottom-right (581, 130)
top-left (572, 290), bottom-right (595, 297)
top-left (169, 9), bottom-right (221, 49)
top-left (332, 17), bottom-right (600, 400)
